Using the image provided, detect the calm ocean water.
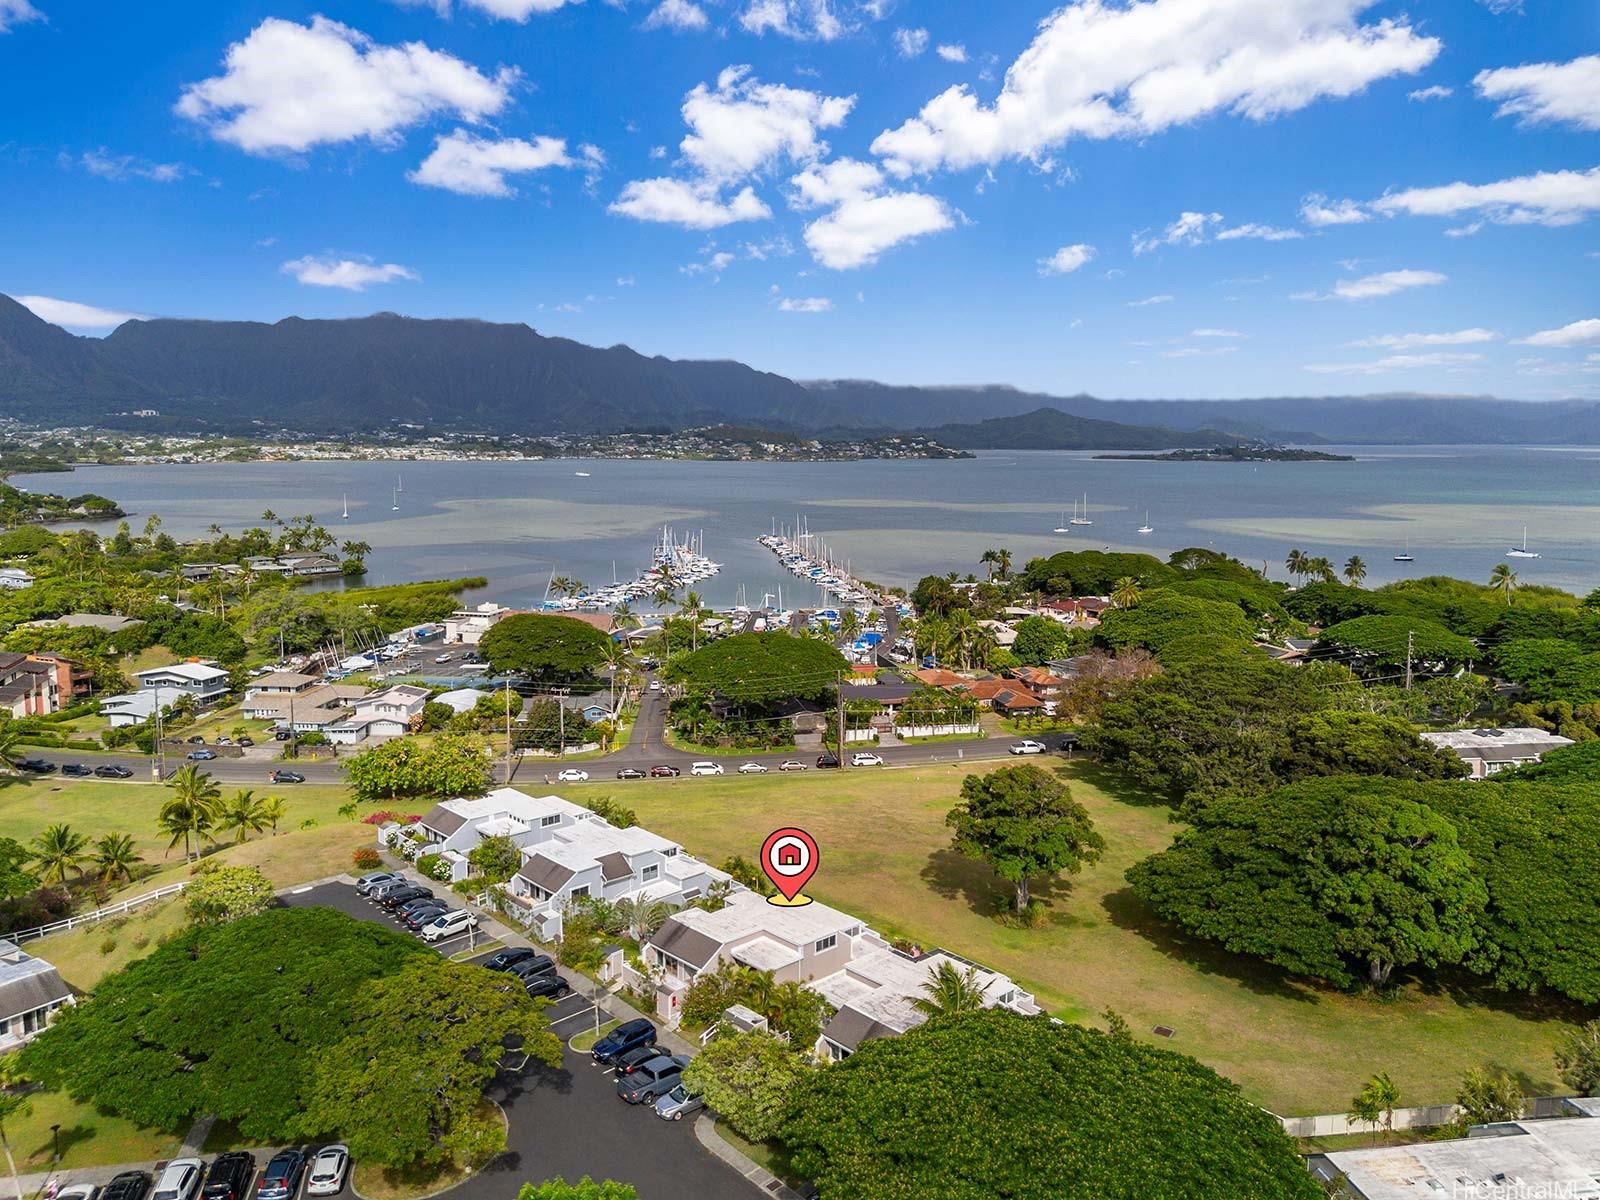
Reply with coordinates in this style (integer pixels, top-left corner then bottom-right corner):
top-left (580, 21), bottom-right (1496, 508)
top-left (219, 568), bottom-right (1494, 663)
top-left (18, 446), bottom-right (1600, 606)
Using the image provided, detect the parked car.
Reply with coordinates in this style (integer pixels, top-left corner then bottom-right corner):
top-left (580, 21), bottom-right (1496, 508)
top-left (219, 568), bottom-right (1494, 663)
top-left (57, 1186), bottom-right (99, 1200)
top-left (185, 735), bottom-right (206, 745)
top-left (215, 737), bottom-right (233, 746)
top-left (483, 946), bottom-right (538, 972)
top-left (649, 764), bottom-right (680, 778)
top-left (590, 1017), bottom-right (656, 1065)
top-left (816, 753), bottom-right (840, 769)
top-left (615, 768), bottom-right (645, 780)
top-left (379, 884), bottom-right (433, 910)
top-left (268, 770), bottom-right (305, 784)
top-left (95, 764), bottom-right (134, 779)
top-left (616, 1054), bottom-right (690, 1104)
top-left (402, 902), bottom-right (449, 932)
top-left (151, 1159), bottom-right (205, 1200)
top-left (255, 1150), bottom-right (308, 1200)
top-left (689, 761), bottom-right (724, 777)
top-left (421, 909), bottom-right (478, 942)
top-left (17, 758), bottom-right (55, 774)
top-left (556, 768), bottom-right (590, 782)
top-left (612, 1044), bottom-right (664, 1076)
top-left (273, 730), bottom-right (292, 742)
top-left (654, 1082), bottom-right (705, 1122)
top-left (61, 763), bottom-right (93, 777)
top-left (237, 736), bottom-right (255, 748)
top-left (648, 680), bottom-right (662, 691)
top-left (398, 896), bottom-right (446, 922)
top-left (523, 971), bottom-right (571, 1000)
top-left (355, 871), bottom-right (400, 896)
top-left (851, 752), bottom-right (884, 767)
top-left (737, 762), bottom-right (769, 774)
top-left (1009, 740), bottom-right (1047, 756)
top-left (305, 1146), bottom-right (349, 1197)
top-left (186, 749), bottom-right (217, 761)
top-left (203, 1152), bottom-right (258, 1200)
top-left (101, 1172), bottom-right (152, 1200)
top-left (507, 954), bottom-right (557, 981)
top-left (778, 760), bottom-right (807, 772)
top-left (367, 879), bottom-right (411, 903)
top-left (434, 654), bottom-right (453, 664)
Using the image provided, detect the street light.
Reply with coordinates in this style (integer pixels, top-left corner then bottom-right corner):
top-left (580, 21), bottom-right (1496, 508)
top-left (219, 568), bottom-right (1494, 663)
top-left (50, 1123), bottom-right (60, 1164)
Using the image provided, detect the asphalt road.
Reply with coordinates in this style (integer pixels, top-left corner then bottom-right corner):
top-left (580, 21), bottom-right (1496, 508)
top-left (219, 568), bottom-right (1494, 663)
top-left (280, 883), bottom-right (752, 1200)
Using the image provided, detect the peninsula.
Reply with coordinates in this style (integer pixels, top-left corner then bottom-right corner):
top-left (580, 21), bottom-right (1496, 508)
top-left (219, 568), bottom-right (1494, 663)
top-left (1094, 446), bottom-right (1355, 463)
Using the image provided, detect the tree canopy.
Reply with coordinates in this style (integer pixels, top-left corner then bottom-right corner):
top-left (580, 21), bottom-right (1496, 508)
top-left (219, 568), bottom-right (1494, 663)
top-left (1316, 615), bottom-right (1478, 672)
top-left (781, 1011), bottom-right (1320, 1200)
top-left (479, 614), bottom-right (613, 682)
top-left (681, 1030), bottom-right (814, 1143)
top-left (1093, 590), bottom-right (1258, 660)
top-left (344, 733), bottom-right (490, 801)
top-left (1019, 550), bottom-right (1175, 596)
top-left (946, 765), bottom-right (1104, 914)
top-left (1126, 779), bottom-right (1486, 988)
top-left (665, 632), bottom-right (847, 704)
top-left (184, 863), bottom-right (274, 925)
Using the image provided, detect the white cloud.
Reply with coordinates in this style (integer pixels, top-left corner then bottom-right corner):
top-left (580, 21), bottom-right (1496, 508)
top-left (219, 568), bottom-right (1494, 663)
top-left (281, 255), bottom-right (420, 290)
top-left (1127, 294), bottom-right (1173, 307)
top-left (1038, 243), bottom-right (1096, 276)
top-left (1370, 166), bottom-right (1600, 228)
top-left (1444, 221), bottom-right (1484, 238)
top-left (609, 179), bottom-right (772, 228)
top-left (1133, 211), bottom-right (1219, 254)
top-left (1407, 85), bottom-right (1452, 102)
top-left (617, 276), bottom-right (636, 286)
top-left (409, 130), bottom-right (574, 196)
top-left (778, 296), bottom-right (834, 312)
top-left (14, 295), bottom-right (142, 329)
top-left (740, 0), bottom-right (846, 41)
top-left (1473, 55), bottom-right (1600, 132)
top-left (1192, 328), bottom-right (1245, 338)
top-left (644, 0), bottom-right (709, 32)
top-left (679, 65), bottom-right (854, 182)
top-left (1162, 346), bottom-right (1236, 358)
top-left (1300, 193), bottom-right (1369, 226)
top-left (1215, 222), bottom-right (1303, 242)
top-left (1518, 319), bottom-right (1600, 348)
top-left (1336, 269), bottom-right (1446, 300)
top-left (871, 0), bottom-right (1439, 177)
top-left (79, 148), bottom-right (191, 183)
top-left (1305, 352), bottom-right (1485, 374)
top-left (176, 16), bottom-right (516, 154)
top-left (788, 157), bottom-right (955, 269)
top-left (683, 250), bottom-right (738, 276)
top-left (408, 0), bottom-right (581, 18)
top-left (0, 0), bottom-right (41, 33)
top-left (936, 44), bottom-right (967, 63)
top-left (893, 27), bottom-right (928, 58)
top-left (1350, 329), bottom-right (1499, 349)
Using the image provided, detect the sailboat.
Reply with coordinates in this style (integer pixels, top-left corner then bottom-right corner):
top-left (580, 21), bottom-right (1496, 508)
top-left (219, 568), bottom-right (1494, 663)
top-left (1070, 494), bottom-right (1093, 526)
top-left (390, 486), bottom-right (399, 512)
top-left (1506, 527), bottom-right (1540, 559)
top-left (574, 471), bottom-right (591, 478)
top-left (1137, 510), bottom-right (1153, 535)
top-left (1393, 538), bottom-right (1414, 564)
top-left (1053, 507), bottom-right (1071, 534)
top-left (341, 494), bottom-right (349, 520)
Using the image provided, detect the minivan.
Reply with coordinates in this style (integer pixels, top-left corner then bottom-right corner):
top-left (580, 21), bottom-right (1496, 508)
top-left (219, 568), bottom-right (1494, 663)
top-left (689, 761), bottom-right (724, 776)
top-left (151, 1159), bottom-right (204, 1200)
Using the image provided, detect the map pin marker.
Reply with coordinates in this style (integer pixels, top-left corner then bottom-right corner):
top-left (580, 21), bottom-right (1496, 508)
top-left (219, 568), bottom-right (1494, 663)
top-left (761, 827), bottom-right (819, 907)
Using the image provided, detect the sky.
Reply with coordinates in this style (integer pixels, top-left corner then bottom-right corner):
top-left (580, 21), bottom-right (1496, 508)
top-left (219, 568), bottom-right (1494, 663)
top-left (0, 0), bottom-right (1596, 401)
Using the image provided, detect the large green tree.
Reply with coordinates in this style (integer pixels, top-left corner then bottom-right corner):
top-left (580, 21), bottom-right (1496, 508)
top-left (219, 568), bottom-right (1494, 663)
top-left (665, 632), bottom-right (847, 704)
top-left (1126, 780), bottom-right (1487, 988)
top-left (946, 765), bottom-right (1105, 914)
top-left (1275, 711), bottom-right (1467, 782)
top-left (1093, 590), bottom-right (1257, 660)
top-left (1316, 615), bottom-right (1478, 673)
top-left (1010, 617), bottom-right (1090, 666)
top-left (184, 864), bottom-right (275, 925)
top-left (344, 734), bottom-right (490, 801)
top-left (782, 1011), bottom-right (1320, 1200)
top-left (479, 614), bottom-right (613, 682)
top-left (681, 1031), bottom-right (813, 1143)
top-left (517, 1181), bottom-right (637, 1200)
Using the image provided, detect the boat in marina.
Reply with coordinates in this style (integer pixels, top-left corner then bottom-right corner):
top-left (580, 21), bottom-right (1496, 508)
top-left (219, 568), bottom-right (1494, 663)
top-left (1070, 494), bottom-right (1093, 526)
top-left (1393, 538), bottom-right (1414, 563)
top-left (1506, 527), bottom-right (1541, 560)
top-left (1137, 510), bottom-right (1153, 535)
top-left (546, 526), bottom-right (721, 611)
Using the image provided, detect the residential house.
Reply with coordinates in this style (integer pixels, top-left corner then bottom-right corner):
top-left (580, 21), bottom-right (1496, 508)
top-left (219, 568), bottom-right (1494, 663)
top-left (0, 568), bottom-right (34, 591)
top-left (443, 602), bottom-right (519, 646)
top-left (978, 619), bottom-right (1018, 648)
top-left (278, 555), bottom-right (342, 577)
top-left (1010, 666), bottom-right (1067, 698)
top-left (242, 683), bottom-right (367, 729)
top-left (324, 684), bottom-right (432, 745)
top-left (988, 686), bottom-right (1046, 717)
top-left (563, 612), bottom-right (619, 637)
top-left (434, 688), bottom-right (489, 715)
top-left (1420, 727), bottom-right (1576, 780)
top-left (395, 788), bottom-right (594, 877)
top-left (99, 686), bottom-right (185, 727)
top-left (134, 662), bottom-right (230, 707)
top-left (1039, 597), bottom-right (1109, 625)
top-left (243, 671), bottom-right (319, 700)
top-left (27, 652), bottom-right (92, 702)
top-left (21, 613), bottom-right (143, 636)
top-left (0, 653), bottom-right (59, 717)
top-left (0, 940), bottom-right (73, 1050)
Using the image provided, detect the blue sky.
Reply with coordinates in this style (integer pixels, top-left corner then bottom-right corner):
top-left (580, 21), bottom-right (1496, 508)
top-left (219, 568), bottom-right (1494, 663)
top-left (1, 0), bottom-right (1596, 401)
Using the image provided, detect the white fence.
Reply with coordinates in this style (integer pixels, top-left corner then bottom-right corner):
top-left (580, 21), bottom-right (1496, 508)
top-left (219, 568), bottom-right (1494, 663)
top-left (896, 722), bottom-right (982, 739)
top-left (5, 882), bottom-right (189, 945)
top-left (1277, 1093), bottom-right (1575, 1138)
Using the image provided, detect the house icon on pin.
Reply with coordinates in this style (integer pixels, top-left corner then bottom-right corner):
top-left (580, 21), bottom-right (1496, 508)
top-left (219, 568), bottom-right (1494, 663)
top-left (778, 845), bottom-right (803, 868)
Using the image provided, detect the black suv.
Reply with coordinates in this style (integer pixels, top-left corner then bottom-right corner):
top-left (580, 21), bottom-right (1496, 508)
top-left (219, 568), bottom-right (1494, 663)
top-left (379, 884), bottom-right (433, 911)
top-left (102, 1173), bottom-right (153, 1200)
top-left (61, 763), bottom-right (93, 777)
top-left (524, 971), bottom-right (571, 1000)
top-left (482, 947), bottom-right (539, 973)
top-left (204, 1153), bottom-right (257, 1200)
top-left (17, 758), bottom-right (55, 774)
top-left (255, 1150), bottom-right (308, 1200)
top-left (816, 752), bottom-right (840, 769)
top-left (590, 1017), bottom-right (656, 1065)
top-left (507, 954), bottom-right (557, 981)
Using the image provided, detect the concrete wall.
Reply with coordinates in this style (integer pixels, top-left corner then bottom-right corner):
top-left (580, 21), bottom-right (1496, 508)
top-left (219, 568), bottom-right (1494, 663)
top-left (1276, 1094), bottom-right (1575, 1138)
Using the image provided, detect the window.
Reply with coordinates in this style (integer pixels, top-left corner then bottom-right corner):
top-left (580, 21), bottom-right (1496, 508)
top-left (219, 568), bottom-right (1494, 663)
top-left (642, 865), bottom-right (659, 882)
top-left (571, 885), bottom-right (590, 900)
top-left (814, 935), bottom-right (836, 953)
top-left (540, 815), bottom-right (561, 827)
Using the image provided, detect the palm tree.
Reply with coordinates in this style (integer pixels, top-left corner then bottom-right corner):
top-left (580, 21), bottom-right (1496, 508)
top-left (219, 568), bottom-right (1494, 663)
top-left (1111, 576), bottom-right (1142, 610)
top-left (160, 765), bottom-right (221, 860)
top-left (839, 609), bottom-right (862, 645)
top-left (260, 795), bottom-right (289, 835)
top-left (1286, 548), bottom-right (1307, 582)
top-left (221, 789), bottom-right (268, 843)
top-left (1489, 562), bottom-right (1519, 605)
top-left (1305, 556), bottom-right (1336, 584)
top-left (31, 823), bottom-right (89, 886)
top-left (912, 961), bottom-right (988, 1018)
top-left (679, 590), bottom-right (704, 651)
top-left (613, 602), bottom-right (641, 631)
top-left (994, 548), bottom-right (1013, 580)
top-left (613, 896), bottom-right (674, 941)
top-left (947, 609), bottom-right (981, 670)
top-left (0, 728), bottom-right (23, 781)
top-left (763, 979), bottom-right (819, 1037)
top-left (92, 833), bottom-right (143, 885)
top-left (1344, 555), bottom-right (1368, 588)
top-left (979, 549), bottom-right (999, 580)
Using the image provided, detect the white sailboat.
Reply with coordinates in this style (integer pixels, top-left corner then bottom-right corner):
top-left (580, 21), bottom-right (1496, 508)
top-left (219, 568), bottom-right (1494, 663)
top-left (390, 486), bottom-right (399, 512)
top-left (1506, 527), bottom-right (1540, 559)
top-left (341, 494), bottom-right (349, 520)
top-left (1137, 510), bottom-right (1153, 535)
top-left (1393, 538), bottom-right (1414, 564)
top-left (1070, 493), bottom-right (1093, 526)
top-left (1053, 507), bottom-right (1071, 534)
top-left (574, 471), bottom-right (591, 478)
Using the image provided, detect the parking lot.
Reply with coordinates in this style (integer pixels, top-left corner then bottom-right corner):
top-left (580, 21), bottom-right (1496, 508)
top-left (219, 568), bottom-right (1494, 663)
top-left (279, 884), bottom-right (753, 1200)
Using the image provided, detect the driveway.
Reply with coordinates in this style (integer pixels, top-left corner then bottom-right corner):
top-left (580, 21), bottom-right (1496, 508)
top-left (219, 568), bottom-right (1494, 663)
top-left (279, 884), bottom-right (752, 1200)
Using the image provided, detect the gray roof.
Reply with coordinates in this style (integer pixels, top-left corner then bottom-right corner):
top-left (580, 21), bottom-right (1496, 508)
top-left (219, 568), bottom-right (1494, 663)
top-left (0, 960), bottom-right (70, 1019)
top-left (647, 919), bottom-right (723, 971)
top-left (419, 804), bottom-right (467, 838)
top-left (518, 854), bottom-right (577, 895)
top-left (597, 852), bottom-right (633, 884)
top-left (822, 1005), bottom-right (899, 1053)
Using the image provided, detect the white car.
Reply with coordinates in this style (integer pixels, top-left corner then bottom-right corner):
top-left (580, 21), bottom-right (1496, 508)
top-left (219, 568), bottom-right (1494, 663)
top-left (150, 1159), bottom-right (204, 1200)
top-left (648, 680), bottom-right (662, 692)
top-left (1010, 740), bottom-right (1048, 755)
top-left (851, 752), bottom-right (885, 767)
top-left (422, 909), bottom-right (479, 942)
top-left (434, 653), bottom-right (453, 664)
top-left (690, 761), bottom-right (725, 777)
top-left (306, 1145), bottom-right (350, 1197)
top-left (737, 762), bottom-right (768, 774)
top-left (556, 768), bottom-right (590, 782)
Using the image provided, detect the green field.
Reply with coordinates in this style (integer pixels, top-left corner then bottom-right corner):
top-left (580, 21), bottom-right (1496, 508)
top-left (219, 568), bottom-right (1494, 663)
top-left (569, 763), bottom-right (1582, 1116)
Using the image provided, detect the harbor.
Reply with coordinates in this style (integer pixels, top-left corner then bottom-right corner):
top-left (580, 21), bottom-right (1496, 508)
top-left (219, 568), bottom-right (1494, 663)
top-left (543, 525), bottom-right (722, 612)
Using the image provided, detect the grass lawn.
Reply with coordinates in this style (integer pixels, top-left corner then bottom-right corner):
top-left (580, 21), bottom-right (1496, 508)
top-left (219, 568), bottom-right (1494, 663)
top-left (568, 1020), bottom-right (619, 1053)
top-left (2, 1087), bottom-right (184, 1173)
top-left (567, 763), bottom-right (1582, 1116)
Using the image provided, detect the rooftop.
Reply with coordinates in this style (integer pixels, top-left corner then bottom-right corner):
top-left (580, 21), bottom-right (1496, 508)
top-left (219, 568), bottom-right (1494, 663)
top-left (136, 661), bottom-right (228, 683)
top-left (1421, 727), bottom-right (1576, 752)
top-left (660, 889), bottom-right (861, 951)
top-left (1320, 1118), bottom-right (1600, 1200)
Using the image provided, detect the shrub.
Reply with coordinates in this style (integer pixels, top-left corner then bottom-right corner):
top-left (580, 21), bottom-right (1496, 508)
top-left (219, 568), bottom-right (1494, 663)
top-left (352, 848), bottom-right (383, 871)
top-left (416, 853), bottom-right (452, 882)
top-left (99, 937), bottom-right (117, 955)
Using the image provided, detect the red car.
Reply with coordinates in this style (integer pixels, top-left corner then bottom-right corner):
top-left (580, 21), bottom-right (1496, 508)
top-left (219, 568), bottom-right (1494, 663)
top-left (649, 764), bottom-right (681, 778)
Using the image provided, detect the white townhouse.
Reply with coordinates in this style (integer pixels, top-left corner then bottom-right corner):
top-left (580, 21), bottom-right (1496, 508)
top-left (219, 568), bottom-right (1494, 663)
top-left (0, 940), bottom-right (73, 1050)
top-left (443, 602), bottom-right (519, 646)
top-left (393, 788), bottom-right (593, 878)
top-left (1420, 726), bottom-right (1575, 779)
top-left (326, 684), bottom-right (433, 745)
top-left (133, 661), bottom-right (230, 707)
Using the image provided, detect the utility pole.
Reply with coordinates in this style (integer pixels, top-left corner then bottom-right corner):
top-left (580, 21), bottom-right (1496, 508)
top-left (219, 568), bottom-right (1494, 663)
top-left (503, 676), bottom-right (513, 785)
top-left (151, 697), bottom-right (165, 781)
top-left (1404, 629), bottom-right (1415, 692)
top-left (836, 671), bottom-right (847, 768)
